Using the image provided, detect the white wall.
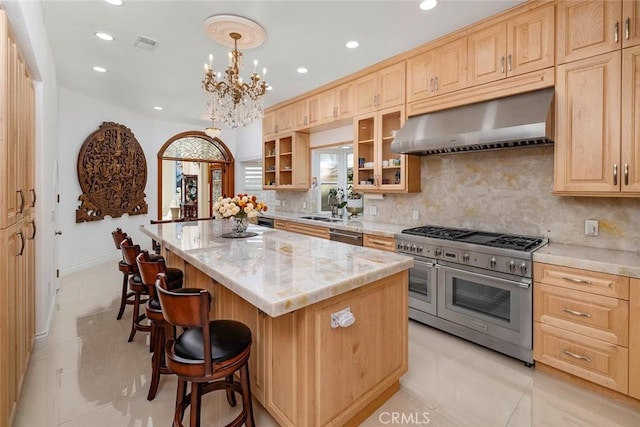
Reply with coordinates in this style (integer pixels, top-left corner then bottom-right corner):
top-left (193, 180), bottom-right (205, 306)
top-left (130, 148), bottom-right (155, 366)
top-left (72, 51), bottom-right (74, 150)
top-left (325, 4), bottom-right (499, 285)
top-left (57, 88), bottom-right (235, 274)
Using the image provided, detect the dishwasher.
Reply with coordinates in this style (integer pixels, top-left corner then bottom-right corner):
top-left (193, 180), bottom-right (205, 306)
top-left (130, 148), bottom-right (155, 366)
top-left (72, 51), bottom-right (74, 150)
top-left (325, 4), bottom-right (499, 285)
top-left (328, 228), bottom-right (363, 246)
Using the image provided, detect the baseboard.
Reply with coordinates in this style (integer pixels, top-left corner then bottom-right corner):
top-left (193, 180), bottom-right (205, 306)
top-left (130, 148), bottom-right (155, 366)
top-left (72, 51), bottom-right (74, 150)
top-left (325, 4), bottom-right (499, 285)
top-left (31, 282), bottom-right (59, 350)
top-left (60, 253), bottom-right (119, 277)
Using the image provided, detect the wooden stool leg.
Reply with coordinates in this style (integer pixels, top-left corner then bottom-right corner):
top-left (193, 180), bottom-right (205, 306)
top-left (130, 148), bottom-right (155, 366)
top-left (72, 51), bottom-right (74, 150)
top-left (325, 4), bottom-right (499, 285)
top-left (190, 382), bottom-right (201, 427)
top-left (175, 377), bottom-right (187, 424)
top-left (116, 272), bottom-right (128, 320)
top-left (225, 375), bottom-right (236, 407)
top-left (147, 322), bottom-right (164, 401)
top-left (240, 363), bottom-right (255, 427)
top-left (128, 292), bottom-right (141, 342)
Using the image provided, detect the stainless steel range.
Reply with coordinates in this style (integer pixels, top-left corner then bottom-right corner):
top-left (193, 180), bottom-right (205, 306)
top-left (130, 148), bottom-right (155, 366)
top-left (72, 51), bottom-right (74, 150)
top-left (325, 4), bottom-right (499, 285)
top-left (395, 225), bottom-right (548, 365)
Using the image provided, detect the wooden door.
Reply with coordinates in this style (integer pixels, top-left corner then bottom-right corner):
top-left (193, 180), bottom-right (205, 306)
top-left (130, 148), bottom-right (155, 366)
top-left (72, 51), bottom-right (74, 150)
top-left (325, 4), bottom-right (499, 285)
top-left (432, 37), bottom-right (468, 95)
top-left (406, 51), bottom-right (435, 102)
top-left (623, 0), bottom-right (640, 48)
top-left (262, 110), bottom-right (277, 138)
top-left (630, 278), bottom-right (640, 399)
top-left (507, 4), bottom-right (555, 77)
top-left (335, 82), bottom-right (354, 120)
top-left (377, 62), bottom-right (405, 109)
top-left (557, 0), bottom-right (622, 64)
top-left (320, 88), bottom-right (337, 123)
top-left (354, 72), bottom-right (378, 114)
top-left (621, 45), bottom-right (640, 193)
top-left (307, 94), bottom-right (322, 127)
top-left (276, 104), bottom-right (294, 134)
top-left (554, 51), bottom-right (621, 194)
top-left (468, 22), bottom-right (507, 86)
top-left (293, 98), bottom-right (309, 129)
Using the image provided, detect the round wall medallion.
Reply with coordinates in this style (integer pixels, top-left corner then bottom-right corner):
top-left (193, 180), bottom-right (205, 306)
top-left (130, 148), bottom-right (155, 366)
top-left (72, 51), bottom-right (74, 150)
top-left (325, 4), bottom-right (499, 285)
top-left (204, 15), bottom-right (266, 49)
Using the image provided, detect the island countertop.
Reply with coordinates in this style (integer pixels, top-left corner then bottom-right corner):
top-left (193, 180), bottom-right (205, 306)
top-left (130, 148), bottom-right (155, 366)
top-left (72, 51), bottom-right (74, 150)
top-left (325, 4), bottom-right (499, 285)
top-left (140, 219), bottom-right (414, 317)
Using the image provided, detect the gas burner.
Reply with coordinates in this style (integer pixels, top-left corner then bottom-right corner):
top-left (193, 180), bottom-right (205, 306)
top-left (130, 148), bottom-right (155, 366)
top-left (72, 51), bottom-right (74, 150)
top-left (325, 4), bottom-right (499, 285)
top-left (402, 226), bottom-right (472, 240)
top-left (486, 235), bottom-right (543, 251)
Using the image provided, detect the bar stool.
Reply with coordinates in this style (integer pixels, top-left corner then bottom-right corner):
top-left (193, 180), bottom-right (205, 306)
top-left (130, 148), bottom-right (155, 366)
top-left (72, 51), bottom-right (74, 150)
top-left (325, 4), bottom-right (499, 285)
top-left (120, 237), bottom-right (152, 342)
top-left (111, 228), bottom-right (135, 320)
top-left (136, 250), bottom-right (184, 400)
top-left (155, 273), bottom-right (255, 427)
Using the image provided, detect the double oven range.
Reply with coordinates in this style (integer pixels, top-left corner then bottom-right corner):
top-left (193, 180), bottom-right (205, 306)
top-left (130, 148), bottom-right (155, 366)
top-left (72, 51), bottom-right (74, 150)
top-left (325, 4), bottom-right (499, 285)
top-left (395, 225), bottom-right (548, 365)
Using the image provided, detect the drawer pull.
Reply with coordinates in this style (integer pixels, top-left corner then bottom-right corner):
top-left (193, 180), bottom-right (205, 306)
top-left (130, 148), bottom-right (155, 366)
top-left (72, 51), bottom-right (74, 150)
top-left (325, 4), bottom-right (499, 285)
top-left (368, 239), bottom-right (389, 246)
top-left (562, 349), bottom-right (591, 363)
top-left (562, 308), bottom-right (591, 318)
top-left (562, 276), bottom-right (592, 285)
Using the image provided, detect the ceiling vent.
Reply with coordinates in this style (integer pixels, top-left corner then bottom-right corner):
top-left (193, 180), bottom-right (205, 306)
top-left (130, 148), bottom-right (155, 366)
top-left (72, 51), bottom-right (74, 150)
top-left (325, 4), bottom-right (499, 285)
top-left (133, 35), bottom-right (158, 51)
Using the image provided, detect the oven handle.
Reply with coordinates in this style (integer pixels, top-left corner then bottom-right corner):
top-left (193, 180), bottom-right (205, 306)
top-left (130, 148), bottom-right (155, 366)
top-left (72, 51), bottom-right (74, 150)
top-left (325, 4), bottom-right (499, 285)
top-left (440, 264), bottom-right (531, 289)
top-left (413, 259), bottom-right (435, 269)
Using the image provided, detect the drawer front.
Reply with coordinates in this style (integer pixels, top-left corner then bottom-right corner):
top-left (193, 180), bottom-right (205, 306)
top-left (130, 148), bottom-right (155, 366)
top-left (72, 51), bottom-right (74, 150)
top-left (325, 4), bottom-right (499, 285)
top-left (285, 222), bottom-right (329, 239)
top-left (363, 234), bottom-right (396, 252)
top-left (534, 283), bottom-right (629, 346)
top-left (534, 323), bottom-right (628, 393)
top-left (534, 263), bottom-right (629, 300)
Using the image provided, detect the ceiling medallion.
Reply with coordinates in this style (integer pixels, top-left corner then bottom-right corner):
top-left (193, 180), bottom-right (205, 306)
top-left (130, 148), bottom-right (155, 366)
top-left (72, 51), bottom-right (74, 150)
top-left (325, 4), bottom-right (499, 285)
top-left (202, 15), bottom-right (269, 129)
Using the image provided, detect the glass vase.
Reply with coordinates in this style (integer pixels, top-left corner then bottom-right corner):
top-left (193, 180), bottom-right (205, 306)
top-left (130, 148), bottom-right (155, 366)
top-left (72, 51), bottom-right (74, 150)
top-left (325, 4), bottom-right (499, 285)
top-left (231, 216), bottom-right (249, 236)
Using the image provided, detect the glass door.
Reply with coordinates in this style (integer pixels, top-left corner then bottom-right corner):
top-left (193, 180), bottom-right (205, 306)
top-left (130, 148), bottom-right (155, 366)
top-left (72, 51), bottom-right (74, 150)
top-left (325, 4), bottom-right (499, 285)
top-left (408, 258), bottom-right (437, 315)
top-left (209, 165), bottom-right (223, 217)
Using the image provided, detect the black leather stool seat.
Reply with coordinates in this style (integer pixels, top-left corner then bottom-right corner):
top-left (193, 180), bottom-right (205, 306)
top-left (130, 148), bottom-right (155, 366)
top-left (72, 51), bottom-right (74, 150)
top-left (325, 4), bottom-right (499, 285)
top-left (130, 273), bottom-right (143, 285)
top-left (166, 267), bottom-right (184, 288)
top-left (149, 287), bottom-right (198, 311)
top-left (175, 320), bottom-right (251, 362)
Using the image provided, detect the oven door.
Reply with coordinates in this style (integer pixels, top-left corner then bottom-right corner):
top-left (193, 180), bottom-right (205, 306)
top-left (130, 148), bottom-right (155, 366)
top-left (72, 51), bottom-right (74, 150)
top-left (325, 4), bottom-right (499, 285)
top-left (408, 258), bottom-right (437, 316)
top-left (437, 263), bottom-right (532, 348)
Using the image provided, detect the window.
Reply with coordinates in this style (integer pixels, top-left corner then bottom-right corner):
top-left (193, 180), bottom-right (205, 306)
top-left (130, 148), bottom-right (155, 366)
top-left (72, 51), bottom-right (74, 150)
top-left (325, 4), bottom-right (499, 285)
top-left (313, 147), bottom-right (353, 213)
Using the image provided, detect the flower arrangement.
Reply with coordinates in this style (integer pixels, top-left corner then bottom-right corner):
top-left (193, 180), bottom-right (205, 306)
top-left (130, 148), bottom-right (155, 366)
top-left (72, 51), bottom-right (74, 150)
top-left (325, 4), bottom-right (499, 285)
top-left (212, 194), bottom-right (268, 220)
top-left (327, 188), bottom-right (347, 209)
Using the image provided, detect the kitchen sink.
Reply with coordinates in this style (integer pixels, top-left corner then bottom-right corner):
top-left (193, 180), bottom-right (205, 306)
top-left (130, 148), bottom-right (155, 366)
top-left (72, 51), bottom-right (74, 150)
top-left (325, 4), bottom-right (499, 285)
top-left (299, 216), bottom-right (344, 223)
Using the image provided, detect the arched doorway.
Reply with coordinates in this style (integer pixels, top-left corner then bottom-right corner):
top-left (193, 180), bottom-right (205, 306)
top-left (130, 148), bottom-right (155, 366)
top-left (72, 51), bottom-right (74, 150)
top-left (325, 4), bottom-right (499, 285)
top-left (157, 131), bottom-right (234, 220)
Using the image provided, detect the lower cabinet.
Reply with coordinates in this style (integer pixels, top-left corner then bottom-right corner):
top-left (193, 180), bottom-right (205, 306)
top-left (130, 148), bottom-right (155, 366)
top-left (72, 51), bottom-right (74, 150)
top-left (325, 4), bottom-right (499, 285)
top-left (630, 279), bottom-right (640, 399)
top-left (363, 234), bottom-right (396, 252)
top-left (533, 263), bottom-right (633, 395)
top-left (274, 219), bottom-right (329, 239)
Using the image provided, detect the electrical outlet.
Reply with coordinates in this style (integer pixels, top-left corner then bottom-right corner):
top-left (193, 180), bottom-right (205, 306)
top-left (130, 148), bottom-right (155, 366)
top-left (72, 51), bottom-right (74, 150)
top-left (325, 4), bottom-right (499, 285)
top-left (370, 205), bottom-right (377, 216)
top-left (585, 220), bottom-right (599, 236)
top-left (302, 202), bottom-right (307, 210)
top-left (412, 209), bottom-right (419, 220)
top-left (281, 199), bottom-right (286, 207)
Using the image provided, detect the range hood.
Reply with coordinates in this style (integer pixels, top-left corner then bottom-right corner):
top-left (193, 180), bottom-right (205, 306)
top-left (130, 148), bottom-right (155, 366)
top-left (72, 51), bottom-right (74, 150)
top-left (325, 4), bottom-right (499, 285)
top-left (391, 88), bottom-right (554, 155)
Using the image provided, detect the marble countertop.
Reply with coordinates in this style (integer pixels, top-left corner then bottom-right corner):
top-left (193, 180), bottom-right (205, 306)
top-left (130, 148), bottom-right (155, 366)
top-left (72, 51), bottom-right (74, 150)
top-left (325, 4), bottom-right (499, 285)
top-left (262, 211), bottom-right (407, 238)
top-left (534, 243), bottom-right (640, 279)
top-left (140, 220), bottom-right (414, 317)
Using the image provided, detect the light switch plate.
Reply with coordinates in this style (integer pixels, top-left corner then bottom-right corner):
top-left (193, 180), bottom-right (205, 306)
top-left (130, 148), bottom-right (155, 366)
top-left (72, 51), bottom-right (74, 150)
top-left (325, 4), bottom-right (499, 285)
top-left (370, 205), bottom-right (377, 215)
top-left (412, 209), bottom-right (419, 220)
top-left (585, 220), bottom-right (598, 236)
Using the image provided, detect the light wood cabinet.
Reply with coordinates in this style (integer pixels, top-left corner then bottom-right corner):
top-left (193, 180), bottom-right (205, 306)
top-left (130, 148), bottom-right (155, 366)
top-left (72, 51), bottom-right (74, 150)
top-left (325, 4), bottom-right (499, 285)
top-left (274, 219), bottom-right (329, 239)
top-left (625, 0), bottom-right (640, 48)
top-left (262, 104), bottom-right (294, 138)
top-left (555, 47), bottom-right (640, 195)
top-left (407, 37), bottom-right (467, 102)
top-left (353, 106), bottom-right (420, 193)
top-left (468, 4), bottom-right (554, 86)
top-left (320, 82), bottom-right (354, 125)
top-left (533, 263), bottom-right (631, 394)
top-left (263, 132), bottom-right (310, 190)
top-left (0, 12), bottom-right (35, 427)
top-left (294, 94), bottom-right (321, 130)
top-left (355, 62), bottom-right (405, 114)
top-left (629, 278), bottom-right (640, 399)
top-left (363, 234), bottom-right (396, 252)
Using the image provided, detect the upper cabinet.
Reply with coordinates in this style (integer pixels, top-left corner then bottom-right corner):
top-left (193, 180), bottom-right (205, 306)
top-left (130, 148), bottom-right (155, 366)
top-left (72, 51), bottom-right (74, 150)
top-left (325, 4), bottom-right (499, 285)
top-left (468, 4), bottom-right (554, 86)
top-left (262, 103), bottom-right (294, 138)
top-left (353, 106), bottom-right (420, 194)
top-left (407, 37), bottom-right (467, 103)
top-left (355, 62), bottom-right (405, 114)
top-left (556, 0), bottom-right (640, 64)
top-left (263, 132), bottom-right (310, 190)
top-left (294, 94), bottom-right (321, 130)
top-left (320, 82), bottom-right (354, 124)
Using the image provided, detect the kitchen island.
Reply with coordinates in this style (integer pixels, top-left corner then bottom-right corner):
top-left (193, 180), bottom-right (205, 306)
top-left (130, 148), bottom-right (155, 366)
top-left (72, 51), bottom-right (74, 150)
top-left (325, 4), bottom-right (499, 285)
top-left (140, 219), bottom-right (413, 426)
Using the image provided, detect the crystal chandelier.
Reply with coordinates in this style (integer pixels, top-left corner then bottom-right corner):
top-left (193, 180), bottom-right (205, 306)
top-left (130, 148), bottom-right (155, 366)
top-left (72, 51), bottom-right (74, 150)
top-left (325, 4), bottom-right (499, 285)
top-left (202, 32), bottom-right (268, 129)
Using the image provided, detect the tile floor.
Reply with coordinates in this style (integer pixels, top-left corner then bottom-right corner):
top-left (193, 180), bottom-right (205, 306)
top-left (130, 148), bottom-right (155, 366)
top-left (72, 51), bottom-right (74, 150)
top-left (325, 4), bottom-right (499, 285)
top-left (13, 260), bottom-right (640, 426)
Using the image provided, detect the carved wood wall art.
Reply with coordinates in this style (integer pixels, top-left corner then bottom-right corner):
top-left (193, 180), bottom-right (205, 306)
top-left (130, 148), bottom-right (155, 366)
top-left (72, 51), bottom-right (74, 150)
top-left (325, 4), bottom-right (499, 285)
top-left (76, 122), bottom-right (149, 222)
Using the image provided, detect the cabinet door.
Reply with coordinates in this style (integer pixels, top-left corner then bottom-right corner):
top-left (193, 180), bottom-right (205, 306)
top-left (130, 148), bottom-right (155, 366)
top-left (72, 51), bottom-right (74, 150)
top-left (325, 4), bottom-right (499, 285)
top-left (630, 279), bottom-right (640, 399)
top-left (320, 88), bottom-right (337, 123)
top-left (377, 107), bottom-right (405, 191)
top-left (406, 51), bottom-right (435, 102)
top-left (354, 72), bottom-right (378, 114)
top-left (353, 113), bottom-right (376, 191)
top-left (621, 45), bottom-right (640, 192)
top-left (335, 82), bottom-right (354, 120)
top-left (377, 62), bottom-right (405, 109)
top-left (432, 37), bottom-right (468, 95)
top-left (262, 110), bottom-right (277, 138)
top-left (557, 0), bottom-right (622, 64)
top-left (291, 132), bottom-right (310, 188)
top-left (307, 94), bottom-right (322, 127)
top-left (468, 22), bottom-right (507, 86)
top-left (507, 4), bottom-right (555, 77)
top-left (276, 104), bottom-right (294, 134)
top-left (294, 98), bottom-right (309, 129)
top-left (623, 0), bottom-right (640, 48)
top-left (554, 52), bottom-right (621, 194)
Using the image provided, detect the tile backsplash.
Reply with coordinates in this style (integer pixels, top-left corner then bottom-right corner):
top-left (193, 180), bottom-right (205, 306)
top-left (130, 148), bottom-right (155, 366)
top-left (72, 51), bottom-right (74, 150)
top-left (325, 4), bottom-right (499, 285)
top-left (275, 145), bottom-right (640, 252)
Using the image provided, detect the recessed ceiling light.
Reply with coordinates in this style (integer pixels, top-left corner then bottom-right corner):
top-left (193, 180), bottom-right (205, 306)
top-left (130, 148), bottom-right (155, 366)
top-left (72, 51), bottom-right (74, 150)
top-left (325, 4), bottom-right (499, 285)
top-left (297, 67), bottom-right (308, 74)
top-left (419, 0), bottom-right (438, 10)
top-left (154, 106), bottom-right (163, 111)
top-left (95, 32), bottom-right (114, 41)
top-left (346, 41), bottom-right (359, 49)
top-left (266, 85), bottom-right (273, 91)
top-left (92, 66), bottom-right (107, 73)
top-left (104, 0), bottom-right (123, 6)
